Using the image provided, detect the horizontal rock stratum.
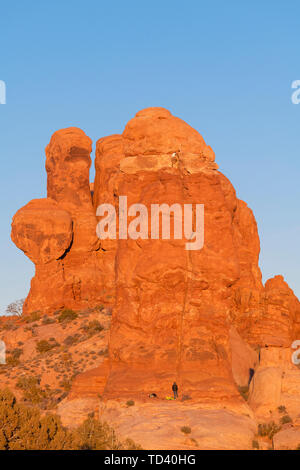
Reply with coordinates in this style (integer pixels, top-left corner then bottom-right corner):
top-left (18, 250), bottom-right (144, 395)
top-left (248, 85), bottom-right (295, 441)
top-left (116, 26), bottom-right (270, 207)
top-left (11, 107), bottom-right (300, 406)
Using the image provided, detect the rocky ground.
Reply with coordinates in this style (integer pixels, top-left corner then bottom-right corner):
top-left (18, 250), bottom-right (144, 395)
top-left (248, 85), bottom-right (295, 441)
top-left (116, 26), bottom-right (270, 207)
top-left (0, 306), bottom-right (110, 408)
top-left (1, 307), bottom-right (300, 450)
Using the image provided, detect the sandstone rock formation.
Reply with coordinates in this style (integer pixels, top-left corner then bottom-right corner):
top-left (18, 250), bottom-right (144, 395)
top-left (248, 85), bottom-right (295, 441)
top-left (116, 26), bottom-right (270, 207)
top-left (11, 108), bottom-right (300, 415)
top-left (12, 128), bottom-right (112, 314)
top-left (248, 347), bottom-right (300, 421)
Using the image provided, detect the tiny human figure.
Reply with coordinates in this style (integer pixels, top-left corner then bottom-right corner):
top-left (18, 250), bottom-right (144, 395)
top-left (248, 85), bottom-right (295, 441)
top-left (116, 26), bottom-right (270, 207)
top-left (172, 381), bottom-right (178, 399)
top-left (248, 368), bottom-right (255, 386)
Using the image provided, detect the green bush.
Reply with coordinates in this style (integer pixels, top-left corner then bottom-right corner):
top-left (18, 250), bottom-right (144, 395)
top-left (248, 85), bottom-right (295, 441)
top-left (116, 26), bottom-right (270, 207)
top-left (58, 309), bottom-right (78, 323)
top-left (126, 400), bottom-right (135, 407)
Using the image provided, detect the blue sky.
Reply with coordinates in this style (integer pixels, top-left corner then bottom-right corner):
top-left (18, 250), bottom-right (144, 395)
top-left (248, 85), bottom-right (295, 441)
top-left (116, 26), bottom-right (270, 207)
top-left (0, 0), bottom-right (299, 313)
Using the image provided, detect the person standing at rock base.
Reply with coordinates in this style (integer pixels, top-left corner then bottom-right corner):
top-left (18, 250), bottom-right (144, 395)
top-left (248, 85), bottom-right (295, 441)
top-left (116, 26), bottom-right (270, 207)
top-left (172, 382), bottom-right (178, 399)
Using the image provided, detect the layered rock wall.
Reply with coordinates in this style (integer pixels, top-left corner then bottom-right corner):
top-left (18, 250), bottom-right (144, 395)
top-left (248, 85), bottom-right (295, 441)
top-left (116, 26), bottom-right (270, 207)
top-left (11, 108), bottom-right (300, 403)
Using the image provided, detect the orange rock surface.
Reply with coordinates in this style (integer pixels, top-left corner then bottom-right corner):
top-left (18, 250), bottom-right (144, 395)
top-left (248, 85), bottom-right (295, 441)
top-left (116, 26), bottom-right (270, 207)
top-left (12, 128), bottom-right (111, 314)
top-left (11, 108), bottom-right (300, 411)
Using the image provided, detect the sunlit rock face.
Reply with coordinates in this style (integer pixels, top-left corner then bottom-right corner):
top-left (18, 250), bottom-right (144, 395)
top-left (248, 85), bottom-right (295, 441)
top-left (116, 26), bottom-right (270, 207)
top-left (12, 108), bottom-right (299, 405)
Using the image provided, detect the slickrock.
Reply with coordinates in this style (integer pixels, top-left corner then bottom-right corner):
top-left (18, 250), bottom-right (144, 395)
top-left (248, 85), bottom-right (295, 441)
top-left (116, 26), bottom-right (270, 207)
top-left (273, 426), bottom-right (300, 450)
top-left (99, 400), bottom-right (256, 450)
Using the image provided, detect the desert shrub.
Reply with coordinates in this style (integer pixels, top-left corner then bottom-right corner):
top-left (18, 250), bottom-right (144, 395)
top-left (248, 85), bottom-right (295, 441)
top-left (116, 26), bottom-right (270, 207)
top-left (119, 438), bottom-right (143, 450)
top-left (6, 356), bottom-right (20, 367)
top-left (0, 388), bottom-right (74, 450)
top-left (238, 385), bottom-right (249, 401)
top-left (126, 400), bottom-right (135, 407)
top-left (73, 416), bottom-right (134, 450)
top-left (0, 389), bottom-right (142, 450)
top-left (189, 437), bottom-right (198, 447)
top-left (26, 311), bottom-right (42, 323)
top-left (98, 347), bottom-right (109, 357)
top-left (58, 309), bottom-right (78, 323)
top-left (71, 416), bottom-right (142, 450)
top-left (252, 439), bottom-right (259, 449)
top-left (181, 426), bottom-right (192, 434)
top-left (278, 405), bottom-right (287, 414)
top-left (36, 340), bottom-right (58, 354)
top-left (258, 421), bottom-right (281, 439)
top-left (280, 414), bottom-right (292, 425)
top-left (11, 348), bottom-right (22, 359)
top-left (16, 376), bottom-right (46, 404)
top-left (6, 348), bottom-right (23, 367)
top-left (63, 335), bottom-right (77, 346)
top-left (42, 316), bottom-right (55, 325)
top-left (83, 320), bottom-right (104, 335)
top-left (3, 321), bottom-right (17, 331)
top-left (59, 379), bottom-right (72, 392)
top-left (61, 352), bottom-right (72, 363)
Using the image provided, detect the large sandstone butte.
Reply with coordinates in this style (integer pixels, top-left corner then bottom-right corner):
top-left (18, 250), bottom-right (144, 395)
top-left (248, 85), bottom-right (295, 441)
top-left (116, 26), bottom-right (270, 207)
top-left (11, 108), bottom-right (300, 406)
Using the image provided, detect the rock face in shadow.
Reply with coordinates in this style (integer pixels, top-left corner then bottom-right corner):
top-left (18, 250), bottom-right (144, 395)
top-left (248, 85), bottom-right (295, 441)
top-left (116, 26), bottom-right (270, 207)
top-left (11, 108), bottom-right (300, 409)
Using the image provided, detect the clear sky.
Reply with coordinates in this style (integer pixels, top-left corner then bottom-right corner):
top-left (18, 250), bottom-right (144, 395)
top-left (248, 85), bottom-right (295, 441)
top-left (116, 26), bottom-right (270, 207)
top-left (0, 0), bottom-right (299, 314)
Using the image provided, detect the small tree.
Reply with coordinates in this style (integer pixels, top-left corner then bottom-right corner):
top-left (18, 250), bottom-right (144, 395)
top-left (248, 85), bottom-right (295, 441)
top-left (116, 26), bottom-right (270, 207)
top-left (6, 299), bottom-right (24, 317)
